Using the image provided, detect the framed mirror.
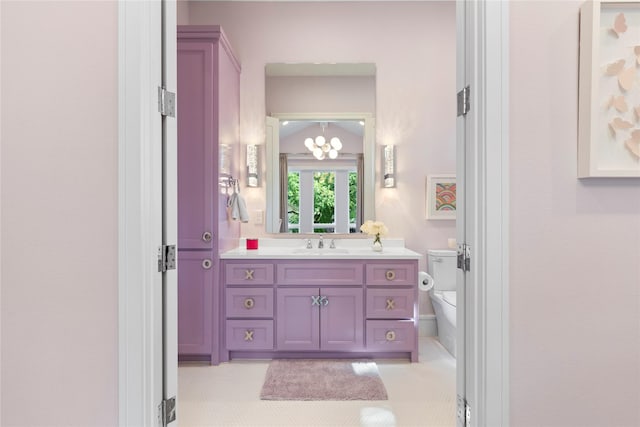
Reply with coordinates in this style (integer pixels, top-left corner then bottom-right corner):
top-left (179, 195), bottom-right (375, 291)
top-left (264, 63), bottom-right (376, 234)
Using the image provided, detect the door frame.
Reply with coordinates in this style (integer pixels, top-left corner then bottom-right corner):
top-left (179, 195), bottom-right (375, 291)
top-left (118, 1), bottom-right (509, 425)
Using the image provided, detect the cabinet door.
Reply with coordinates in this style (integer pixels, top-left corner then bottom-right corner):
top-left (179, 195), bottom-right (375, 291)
top-left (178, 41), bottom-right (214, 249)
top-left (320, 287), bottom-right (364, 351)
top-left (178, 251), bottom-right (213, 355)
top-left (276, 288), bottom-right (319, 350)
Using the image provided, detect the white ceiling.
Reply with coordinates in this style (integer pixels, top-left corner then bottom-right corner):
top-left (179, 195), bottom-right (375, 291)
top-left (279, 120), bottom-right (364, 139)
top-left (265, 63), bottom-right (376, 77)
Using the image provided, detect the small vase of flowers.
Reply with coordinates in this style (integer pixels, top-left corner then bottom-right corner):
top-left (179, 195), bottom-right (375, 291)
top-left (360, 220), bottom-right (388, 252)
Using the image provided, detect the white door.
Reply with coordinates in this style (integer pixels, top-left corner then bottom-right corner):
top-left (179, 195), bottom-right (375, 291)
top-left (118, 1), bottom-right (178, 425)
top-left (456, 1), bottom-right (470, 426)
top-left (456, 1), bottom-right (510, 426)
top-left (162, 1), bottom-right (179, 425)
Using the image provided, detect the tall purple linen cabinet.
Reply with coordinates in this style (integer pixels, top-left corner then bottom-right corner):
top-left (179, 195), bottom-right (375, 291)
top-left (177, 26), bottom-right (241, 365)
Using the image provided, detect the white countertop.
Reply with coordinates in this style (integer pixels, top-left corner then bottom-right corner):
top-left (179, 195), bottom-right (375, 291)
top-left (220, 238), bottom-right (421, 260)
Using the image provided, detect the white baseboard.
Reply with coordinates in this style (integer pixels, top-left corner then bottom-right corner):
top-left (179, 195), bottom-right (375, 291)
top-left (419, 314), bottom-right (437, 337)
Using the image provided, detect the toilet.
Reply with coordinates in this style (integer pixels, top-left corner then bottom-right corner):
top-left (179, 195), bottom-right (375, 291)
top-left (427, 249), bottom-right (457, 357)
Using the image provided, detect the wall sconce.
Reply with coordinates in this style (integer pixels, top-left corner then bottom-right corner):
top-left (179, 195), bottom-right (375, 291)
top-left (383, 145), bottom-right (395, 188)
top-left (246, 144), bottom-right (259, 187)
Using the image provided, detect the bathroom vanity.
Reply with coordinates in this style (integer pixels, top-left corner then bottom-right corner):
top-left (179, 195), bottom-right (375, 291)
top-left (219, 239), bottom-right (421, 362)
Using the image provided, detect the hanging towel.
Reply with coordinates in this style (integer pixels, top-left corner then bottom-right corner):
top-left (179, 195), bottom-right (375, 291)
top-left (228, 186), bottom-right (250, 223)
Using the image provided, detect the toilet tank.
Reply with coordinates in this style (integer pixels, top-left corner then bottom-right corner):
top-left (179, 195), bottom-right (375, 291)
top-left (427, 249), bottom-right (457, 291)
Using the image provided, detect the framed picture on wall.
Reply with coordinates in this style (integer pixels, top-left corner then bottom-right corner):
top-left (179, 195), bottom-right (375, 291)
top-left (426, 175), bottom-right (456, 220)
top-left (578, 0), bottom-right (640, 177)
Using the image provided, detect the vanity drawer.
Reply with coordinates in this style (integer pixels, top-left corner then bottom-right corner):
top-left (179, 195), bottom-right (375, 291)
top-left (225, 263), bottom-right (274, 285)
top-left (277, 262), bottom-right (364, 286)
top-left (365, 262), bottom-right (417, 287)
top-left (366, 288), bottom-right (415, 319)
top-left (366, 320), bottom-right (415, 352)
top-left (225, 320), bottom-right (274, 350)
top-left (226, 288), bottom-right (274, 318)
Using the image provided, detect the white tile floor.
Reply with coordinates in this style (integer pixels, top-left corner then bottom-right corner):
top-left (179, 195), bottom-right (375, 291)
top-left (178, 337), bottom-right (456, 427)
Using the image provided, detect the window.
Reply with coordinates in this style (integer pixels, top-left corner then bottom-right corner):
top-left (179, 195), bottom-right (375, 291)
top-left (286, 160), bottom-right (357, 233)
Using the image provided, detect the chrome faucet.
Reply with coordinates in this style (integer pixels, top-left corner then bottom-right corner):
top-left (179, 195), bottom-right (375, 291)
top-left (306, 238), bottom-right (313, 249)
top-left (317, 235), bottom-right (324, 249)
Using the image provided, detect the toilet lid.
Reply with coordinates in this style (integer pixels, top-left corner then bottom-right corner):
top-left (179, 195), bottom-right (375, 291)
top-left (442, 291), bottom-right (457, 307)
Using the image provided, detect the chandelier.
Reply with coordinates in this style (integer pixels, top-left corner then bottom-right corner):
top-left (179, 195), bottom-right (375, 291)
top-left (303, 122), bottom-right (342, 160)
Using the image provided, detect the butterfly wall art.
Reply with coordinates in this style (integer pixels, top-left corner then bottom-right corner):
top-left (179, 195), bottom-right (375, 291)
top-left (578, 2), bottom-right (640, 177)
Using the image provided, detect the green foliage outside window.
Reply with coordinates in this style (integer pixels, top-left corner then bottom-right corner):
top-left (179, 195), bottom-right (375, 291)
top-left (287, 170), bottom-right (357, 233)
top-left (287, 172), bottom-right (300, 233)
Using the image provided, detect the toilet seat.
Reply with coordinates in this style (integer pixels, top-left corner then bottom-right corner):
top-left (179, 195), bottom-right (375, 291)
top-left (442, 291), bottom-right (456, 307)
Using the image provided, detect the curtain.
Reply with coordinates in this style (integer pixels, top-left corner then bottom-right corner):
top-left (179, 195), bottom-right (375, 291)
top-left (279, 154), bottom-right (288, 232)
top-left (356, 153), bottom-right (364, 232)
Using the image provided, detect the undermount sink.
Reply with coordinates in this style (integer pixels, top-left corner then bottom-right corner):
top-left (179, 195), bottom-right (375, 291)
top-left (290, 248), bottom-right (351, 255)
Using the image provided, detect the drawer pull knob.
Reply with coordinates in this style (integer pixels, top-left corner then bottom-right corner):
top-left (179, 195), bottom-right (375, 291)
top-left (385, 270), bottom-right (396, 281)
top-left (243, 298), bottom-right (255, 309)
top-left (244, 330), bottom-right (254, 341)
top-left (311, 295), bottom-right (329, 306)
top-left (385, 330), bottom-right (396, 342)
top-left (386, 298), bottom-right (396, 310)
top-left (245, 269), bottom-right (254, 280)
top-left (202, 231), bottom-right (212, 242)
top-left (201, 259), bottom-right (212, 269)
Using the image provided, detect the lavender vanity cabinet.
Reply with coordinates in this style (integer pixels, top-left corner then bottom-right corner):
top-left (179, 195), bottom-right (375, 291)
top-left (222, 258), bottom-right (418, 362)
top-left (177, 25), bottom-right (241, 364)
top-left (276, 287), bottom-right (364, 351)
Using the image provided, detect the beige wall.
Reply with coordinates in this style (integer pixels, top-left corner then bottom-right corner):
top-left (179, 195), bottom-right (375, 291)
top-left (0, 1), bottom-right (118, 425)
top-left (510, 1), bottom-right (640, 425)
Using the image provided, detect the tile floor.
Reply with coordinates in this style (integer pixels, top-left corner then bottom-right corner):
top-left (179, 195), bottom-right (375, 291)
top-left (178, 337), bottom-right (456, 427)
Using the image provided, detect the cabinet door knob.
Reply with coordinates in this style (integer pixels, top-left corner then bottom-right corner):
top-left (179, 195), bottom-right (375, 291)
top-left (202, 231), bottom-right (212, 242)
top-left (245, 269), bottom-right (254, 280)
top-left (244, 330), bottom-right (254, 341)
top-left (385, 270), bottom-right (396, 280)
top-left (202, 259), bottom-right (212, 269)
top-left (243, 298), bottom-right (255, 309)
top-left (385, 330), bottom-right (396, 342)
top-left (321, 296), bottom-right (329, 306)
top-left (311, 295), bottom-right (322, 306)
top-left (386, 298), bottom-right (395, 310)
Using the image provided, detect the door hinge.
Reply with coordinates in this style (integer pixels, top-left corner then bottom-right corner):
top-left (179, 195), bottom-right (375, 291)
top-left (158, 86), bottom-right (176, 118)
top-left (457, 85), bottom-right (470, 117)
top-left (457, 243), bottom-right (471, 272)
top-left (158, 244), bottom-right (177, 273)
top-left (158, 396), bottom-right (176, 426)
top-left (457, 395), bottom-right (471, 427)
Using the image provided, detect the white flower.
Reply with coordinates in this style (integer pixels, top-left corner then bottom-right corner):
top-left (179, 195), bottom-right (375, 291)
top-left (360, 220), bottom-right (388, 237)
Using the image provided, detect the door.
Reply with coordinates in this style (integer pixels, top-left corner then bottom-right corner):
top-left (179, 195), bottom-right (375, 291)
top-left (117, 0), bottom-right (177, 425)
top-left (162, 0), bottom-right (178, 425)
top-left (456, 1), bottom-right (470, 426)
top-left (276, 288), bottom-right (320, 350)
top-left (177, 41), bottom-right (215, 250)
top-left (177, 251), bottom-right (213, 355)
top-left (456, 1), bottom-right (510, 425)
top-left (320, 287), bottom-right (364, 351)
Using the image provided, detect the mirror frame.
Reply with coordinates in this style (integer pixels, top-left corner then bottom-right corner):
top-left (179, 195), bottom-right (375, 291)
top-left (266, 112), bottom-right (376, 235)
